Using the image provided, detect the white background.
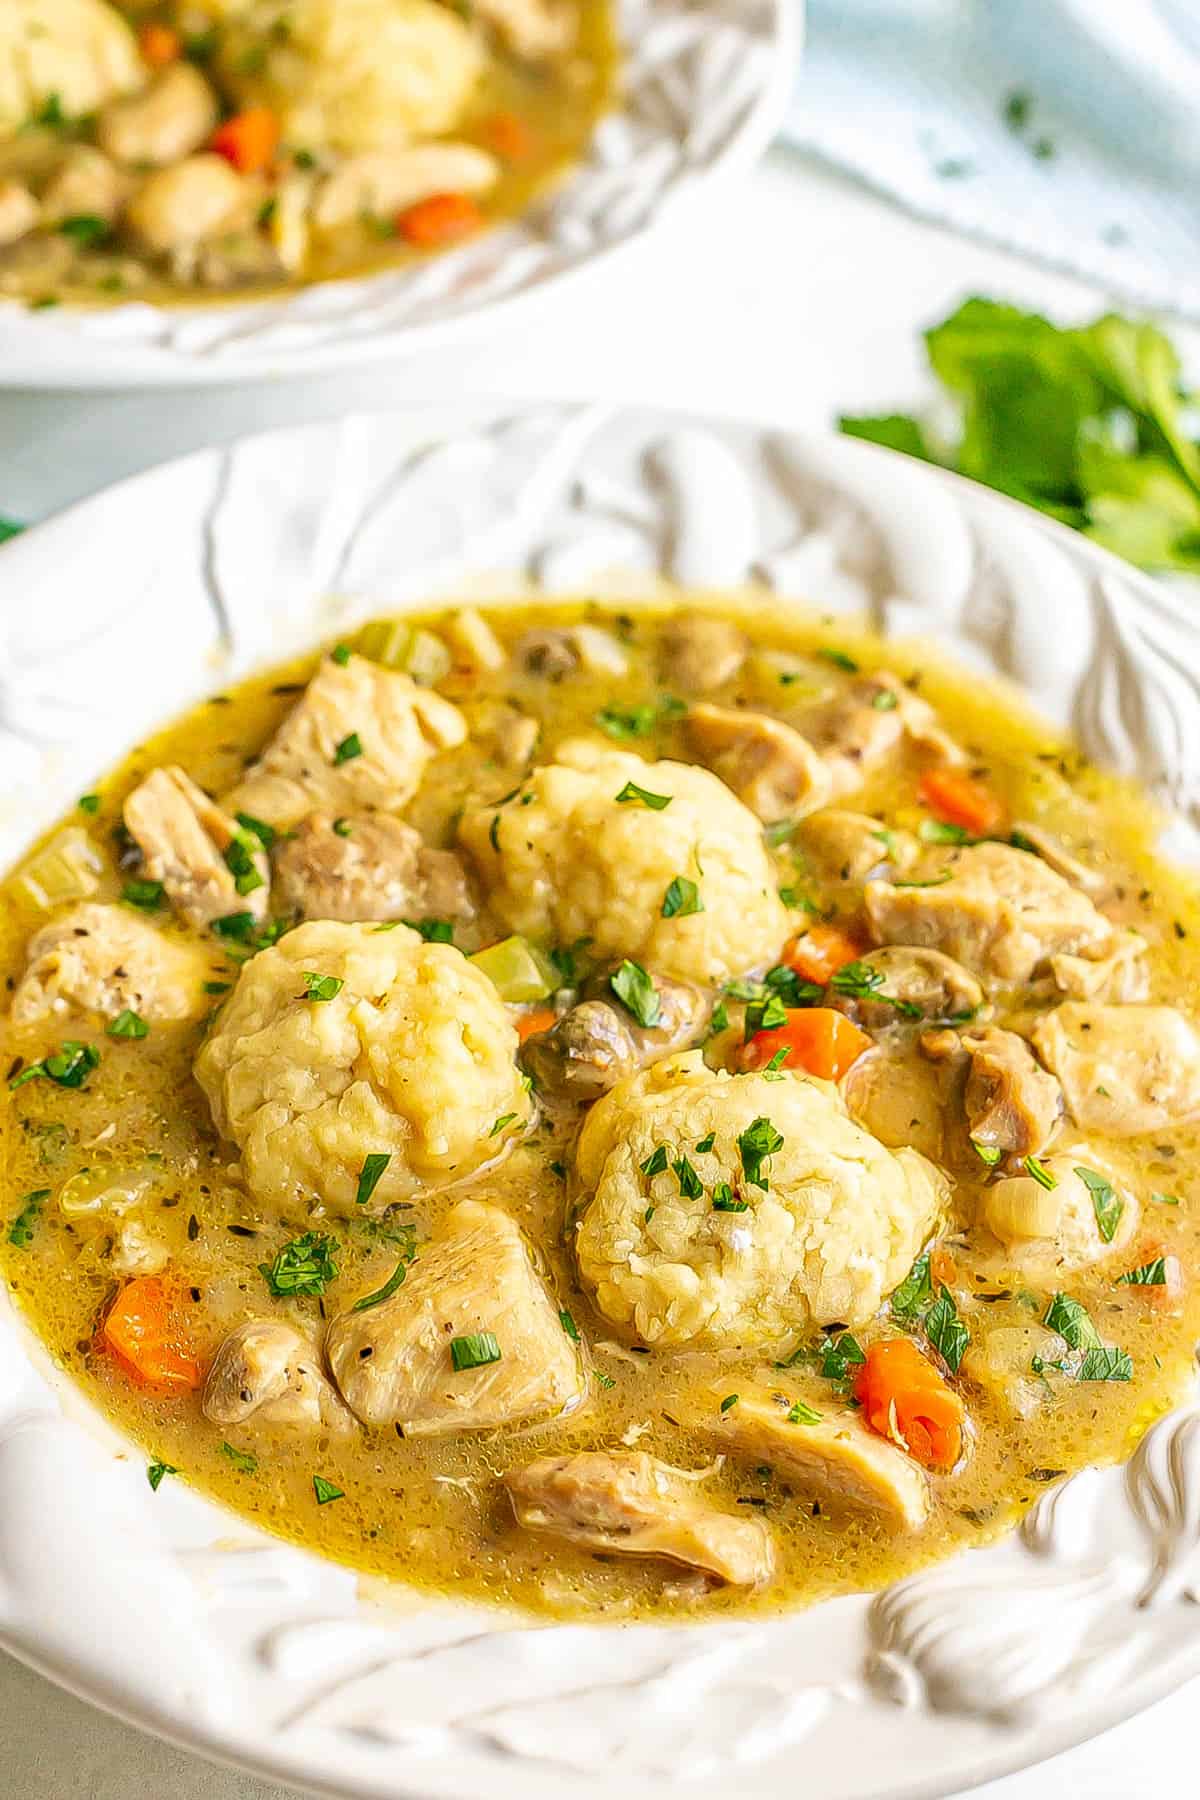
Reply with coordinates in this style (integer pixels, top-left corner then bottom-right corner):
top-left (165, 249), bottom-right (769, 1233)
top-left (1, 149), bottom-right (1197, 1796)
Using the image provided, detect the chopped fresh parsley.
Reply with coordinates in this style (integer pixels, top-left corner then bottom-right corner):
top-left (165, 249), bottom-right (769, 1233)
top-left (708, 999), bottom-right (730, 1037)
top-left (1023, 1153), bottom-right (1057, 1191)
top-left (719, 1393), bottom-right (739, 1413)
top-left (1077, 1346), bottom-right (1133, 1382)
top-left (744, 990), bottom-right (789, 1040)
top-left (331, 643), bottom-right (352, 666)
top-left (9, 1041), bottom-right (99, 1091)
top-left (763, 819), bottom-right (797, 847)
top-left (259, 1231), bottom-right (340, 1297)
top-left (918, 819), bottom-right (971, 845)
top-left (121, 878), bottom-right (164, 911)
top-left (1043, 1292), bottom-right (1102, 1351)
top-left (737, 1115), bottom-right (783, 1190)
top-left (7, 1188), bottom-right (50, 1248)
top-left (786, 1398), bottom-right (822, 1425)
top-left (404, 916), bottom-right (454, 943)
top-left (762, 1048), bottom-right (789, 1077)
top-left (300, 971), bottom-right (344, 1002)
top-left (871, 688), bottom-right (899, 711)
top-left (972, 1140), bottom-right (1003, 1168)
top-left (203, 980), bottom-right (231, 995)
top-left (817, 648), bottom-right (859, 672)
top-left (559, 1310), bottom-right (580, 1342)
top-left (450, 1331), bottom-right (502, 1371)
top-left (594, 696), bottom-right (685, 740)
top-left (1152, 1191), bottom-right (1181, 1206)
top-left (641, 1146), bottom-right (669, 1178)
top-left (614, 780), bottom-right (672, 810)
top-left (819, 1332), bottom-right (866, 1384)
top-left (333, 732), bottom-right (363, 765)
top-left (213, 911), bottom-right (256, 941)
top-left (610, 959), bottom-right (661, 1028)
top-left (828, 960), bottom-right (885, 1000)
top-left (223, 830), bottom-right (265, 896)
top-left (220, 1442), bottom-right (258, 1475)
top-left (146, 1460), bottom-right (177, 1492)
top-left (924, 1286), bottom-right (970, 1373)
top-left (889, 1252), bottom-right (933, 1324)
top-left (234, 811), bottom-right (276, 849)
top-left (595, 1369), bottom-right (616, 1390)
top-left (695, 1132), bottom-right (715, 1154)
top-left (312, 1475), bottom-right (345, 1504)
top-left (350, 1257), bottom-right (410, 1312)
top-left (712, 1182), bottom-right (748, 1211)
top-left (489, 1112), bottom-right (518, 1138)
top-left (661, 875), bottom-right (703, 919)
top-left (354, 1152), bottom-right (391, 1207)
top-left (332, 818), bottom-right (353, 837)
top-left (106, 1009), bottom-right (148, 1039)
top-left (672, 1154), bottom-right (703, 1199)
top-left (1074, 1165), bottom-right (1123, 1242)
top-left (78, 793), bottom-right (100, 815)
top-left (1115, 1258), bottom-right (1168, 1287)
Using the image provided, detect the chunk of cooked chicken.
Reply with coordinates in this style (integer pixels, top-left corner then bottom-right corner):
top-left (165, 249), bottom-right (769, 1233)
top-left (797, 808), bottom-right (914, 894)
top-left (203, 1319), bottom-right (354, 1434)
top-left (10, 902), bottom-right (214, 1026)
top-left (521, 969), bottom-right (709, 1102)
top-left (504, 1451), bottom-right (771, 1587)
top-left (225, 655), bottom-right (466, 832)
top-left (921, 1026), bottom-right (1062, 1159)
top-left (864, 842), bottom-right (1117, 985)
top-left (124, 765), bottom-right (269, 930)
top-left (272, 814), bottom-right (473, 926)
top-left (833, 946), bottom-right (986, 1032)
top-left (1011, 822), bottom-right (1112, 897)
top-left (458, 737), bottom-right (789, 988)
top-left (1032, 1004), bottom-right (1200, 1136)
top-left (684, 703), bottom-right (832, 822)
top-left (705, 1381), bottom-right (928, 1530)
top-left (979, 1150), bottom-right (1138, 1271)
top-left (806, 672), bottom-right (963, 797)
top-left (574, 1051), bottom-right (947, 1347)
top-left (471, 0), bottom-right (576, 58)
top-left (194, 921), bottom-right (532, 1217)
top-left (1049, 932), bottom-right (1149, 1002)
top-left (660, 614), bottom-right (748, 693)
top-left (326, 1199), bottom-right (582, 1433)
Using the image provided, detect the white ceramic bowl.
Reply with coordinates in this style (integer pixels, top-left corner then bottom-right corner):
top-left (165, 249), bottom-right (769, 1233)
top-left (2, 400), bottom-right (1199, 1800)
top-left (0, 0), bottom-right (794, 390)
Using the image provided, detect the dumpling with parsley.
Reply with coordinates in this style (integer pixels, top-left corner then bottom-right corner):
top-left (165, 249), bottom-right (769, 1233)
top-left (194, 920), bottom-right (533, 1218)
top-left (1, 0), bottom-right (143, 140)
top-left (573, 1051), bottom-right (947, 1349)
top-left (457, 737), bottom-right (790, 988)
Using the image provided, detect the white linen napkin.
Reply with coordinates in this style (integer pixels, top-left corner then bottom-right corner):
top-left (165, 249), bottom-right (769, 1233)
top-left (781, 0), bottom-right (1200, 321)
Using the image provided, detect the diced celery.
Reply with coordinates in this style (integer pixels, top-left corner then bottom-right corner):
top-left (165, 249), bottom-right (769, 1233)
top-left (353, 618), bottom-right (451, 686)
top-left (404, 627), bottom-right (452, 687)
top-left (469, 935), bottom-right (558, 1003)
top-left (15, 827), bottom-right (103, 909)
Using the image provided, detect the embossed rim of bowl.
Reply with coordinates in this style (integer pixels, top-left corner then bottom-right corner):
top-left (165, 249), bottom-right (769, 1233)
top-left (0, 0), bottom-right (796, 389)
top-left (0, 397), bottom-right (1199, 1800)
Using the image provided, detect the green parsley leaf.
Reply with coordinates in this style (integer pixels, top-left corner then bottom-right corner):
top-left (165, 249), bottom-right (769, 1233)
top-left (1078, 1346), bottom-right (1133, 1382)
top-left (403, 917), bottom-right (454, 943)
top-left (312, 1474), bottom-right (344, 1504)
top-left (203, 980), bottom-right (231, 995)
top-left (450, 1331), bottom-right (502, 1371)
top-left (489, 1112), bottom-right (518, 1138)
top-left (1023, 1153), bottom-right (1057, 1191)
top-left (333, 732), bottom-right (363, 765)
top-left (661, 875), bottom-right (703, 918)
top-left (641, 1146), bottom-right (669, 1178)
top-left (234, 811), bottom-right (276, 849)
top-left (300, 971), bottom-right (344, 1002)
top-left (1152, 1190), bottom-right (1181, 1206)
top-left (890, 1252), bottom-right (933, 1324)
top-left (737, 1115), bottom-right (783, 1190)
top-left (614, 780), bottom-right (672, 810)
top-left (78, 793), bottom-right (100, 815)
top-left (786, 1398), bottom-right (823, 1425)
top-left (331, 643), bottom-right (352, 666)
top-left (763, 818), bottom-right (797, 847)
top-left (58, 213), bottom-right (110, 246)
top-left (7, 1188), bottom-right (50, 1248)
top-left (355, 1152), bottom-right (391, 1207)
top-left (595, 1369), bottom-right (616, 1390)
top-left (121, 879), bottom-right (164, 911)
top-left (1115, 1258), bottom-right (1168, 1287)
top-left (828, 959), bottom-right (886, 1000)
top-left (871, 688), bottom-right (899, 711)
top-left (259, 1231), bottom-right (339, 1297)
top-left (972, 1140), bottom-right (1003, 1168)
top-left (712, 1182), bottom-right (748, 1211)
top-left (223, 831), bottom-right (266, 896)
top-left (213, 910), bottom-right (256, 941)
top-left (1074, 1165), bottom-right (1123, 1243)
top-left (220, 1442), bottom-right (258, 1475)
top-left (610, 959), bottom-right (661, 1028)
top-left (918, 818), bottom-right (972, 845)
top-left (708, 998), bottom-right (730, 1037)
top-left (332, 818), bottom-right (353, 837)
top-left (106, 1009), bottom-right (148, 1039)
top-left (819, 1332), bottom-right (866, 1383)
top-left (1044, 1292), bottom-right (1102, 1351)
top-left (672, 1153), bottom-right (703, 1199)
top-left (719, 1393), bottom-right (739, 1413)
top-left (695, 1132), bottom-right (715, 1153)
top-left (559, 1309), bottom-right (580, 1341)
top-left (839, 413), bottom-right (938, 461)
top-left (762, 1048), bottom-right (789, 1077)
top-left (146, 1460), bottom-right (177, 1492)
top-left (744, 990), bottom-right (789, 1040)
top-left (924, 1285), bottom-right (970, 1373)
top-left (817, 648), bottom-right (859, 672)
top-left (351, 1257), bottom-right (410, 1312)
top-left (9, 1041), bottom-right (99, 1091)
top-left (594, 696), bottom-right (684, 741)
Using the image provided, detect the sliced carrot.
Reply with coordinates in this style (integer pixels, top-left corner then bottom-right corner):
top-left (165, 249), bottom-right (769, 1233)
top-left (784, 924), bottom-right (863, 986)
top-left (853, 1337), bottom-right (965, 1471)
top-left (102, 1275), bottom-right (203, 1393)
top-left (741, 1007), bottom-right (872, 1081)
top-left (210, 108), bottom-right (280, 175)
top-left (397, 192), bottom-right (484, 248)
top-left (918, 767), bottom-right (1003, 837)
top-left (139, 22), bottom-right (181, 66)
top-left (516, 1005), bottom-right (558, 1042)
top-left (483, 111), bottom-right (536, 161)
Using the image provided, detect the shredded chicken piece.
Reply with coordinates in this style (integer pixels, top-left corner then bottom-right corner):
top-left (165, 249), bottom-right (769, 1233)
top-left (685, 703), bottom-right (832, 821)
top-left (124, 765), bottom-right (269, 930)
top-left (1049, 933), bottom-right (1149, 1002)
top-left (505, 1450), bottom-right (772, 1586)
top-left (806, 672), bottom-right (963, 798)
top-left (833, 946), bottom-right (986, 1032)
top-left (10, 901), bottom-right (214, 1026)
top-left (273, 813), bottom-right (473, 926)
top-left (660, 614), bottom-right (748, 692)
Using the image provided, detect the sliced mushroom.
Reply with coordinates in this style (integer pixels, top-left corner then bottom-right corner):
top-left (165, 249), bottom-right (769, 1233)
top-left (797, 808), bottom-right (913, 893)
top-left (522, 970), bottom-right (710, 1101)
top-left (807, 672), bottom-right (963, 798)
top-left (203, 1320), bottom-right (355, 1435)
top-left (685, 703), bottom-right (831, 822)
top-left (832, 946), bottom-right (986, 1032)
top-left (505, 1450), bottom-right (772, 1587)
top-left (921, 1025), bottom-right (1062, 1160)
top-left (660, 614), bottom-right (747, 693)
top-left (313, 144), bottom-right (497, 230)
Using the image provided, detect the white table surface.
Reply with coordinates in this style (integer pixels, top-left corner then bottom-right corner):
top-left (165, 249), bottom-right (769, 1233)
top-left (2, 146), bottom-right (1197, 1798)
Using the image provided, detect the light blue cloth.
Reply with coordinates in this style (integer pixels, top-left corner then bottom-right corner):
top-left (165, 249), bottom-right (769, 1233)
top-left (782, 0), bottom-right (1200, 321)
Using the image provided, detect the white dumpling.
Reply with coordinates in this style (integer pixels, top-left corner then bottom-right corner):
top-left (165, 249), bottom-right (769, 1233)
top-left (194, 920), bottom-right (533, 1217)
top-left (1, 0), bottom-right (143, 141)
top-left (573, 1051), bottom-right (947, 1348)
top-left (458, 737), bottom-right (790, 987)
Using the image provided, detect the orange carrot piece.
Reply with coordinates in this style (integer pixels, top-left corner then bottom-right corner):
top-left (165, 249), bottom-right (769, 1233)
top-left (210, 108), bottom-right (280, 175)
top-left (516, 1005), bottom-right (558, 1042)
top-left (853, 1337), bottom-right (965, 1471)
top-left (139, 22), bottom-right (181, 66)
top-left (741, 1007), bottom-right (872, 1081)
top-left (102, 1276), bottom-right (204, 1393)
top-left (784, 924), bottom-right (863, 986)
top-left (397, 192), bottom-right (484, 248)
top-left (483, 112), bottom-right (536, 161)
top-left (918, 767), bottom-right (1003, 837)
top-left (928, 1245), bottom-right (957, 1290)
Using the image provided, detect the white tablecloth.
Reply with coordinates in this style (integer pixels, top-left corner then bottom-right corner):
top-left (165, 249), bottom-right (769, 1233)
top-left (1, 148), bottom-right (1196, 1797)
